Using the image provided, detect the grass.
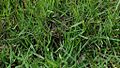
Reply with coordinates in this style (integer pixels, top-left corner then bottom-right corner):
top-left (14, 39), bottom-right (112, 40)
top-left (0, 0), bottom-right (120, 68)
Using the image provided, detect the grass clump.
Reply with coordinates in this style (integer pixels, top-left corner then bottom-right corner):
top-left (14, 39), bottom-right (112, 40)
top-left (0, 0), bottom-right (120, 68)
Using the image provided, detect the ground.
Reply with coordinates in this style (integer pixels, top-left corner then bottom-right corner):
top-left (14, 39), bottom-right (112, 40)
top-left (0, 0), bottom-right (120, 68)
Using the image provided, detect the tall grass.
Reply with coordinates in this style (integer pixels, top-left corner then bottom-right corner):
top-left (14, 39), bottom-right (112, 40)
top-left (0, 0), bottom-right (120, 68)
